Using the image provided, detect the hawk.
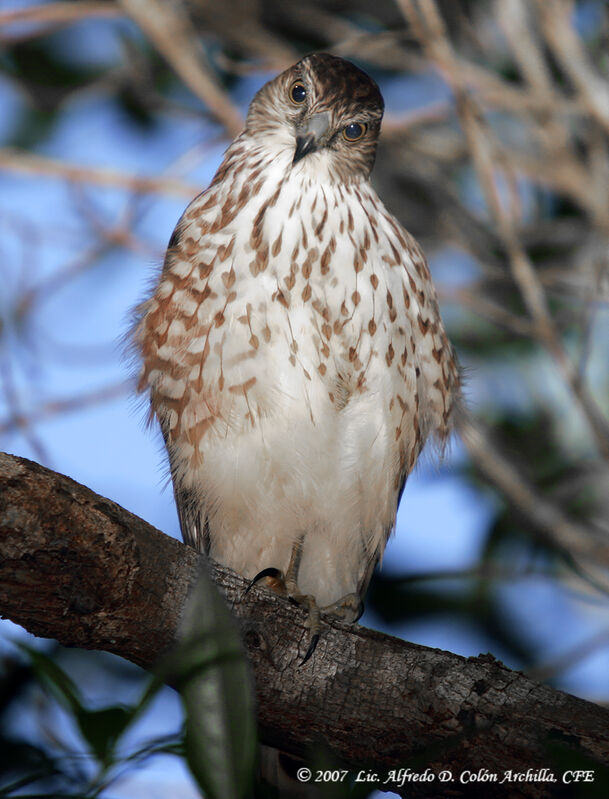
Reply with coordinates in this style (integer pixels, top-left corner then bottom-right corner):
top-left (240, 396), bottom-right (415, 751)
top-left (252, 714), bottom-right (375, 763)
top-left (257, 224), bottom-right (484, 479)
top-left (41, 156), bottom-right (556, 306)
top-left (133, 53), bottom-right (461, 654)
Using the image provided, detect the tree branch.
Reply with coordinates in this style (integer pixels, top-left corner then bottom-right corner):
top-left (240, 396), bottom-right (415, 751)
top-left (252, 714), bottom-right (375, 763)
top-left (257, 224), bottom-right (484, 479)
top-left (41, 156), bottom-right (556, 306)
top-left (0, 147), bottom-right (198, 197)
top-left (118, 0), bottom-right (244, 138)
top-left (1, 451), bottom-right (608, 797)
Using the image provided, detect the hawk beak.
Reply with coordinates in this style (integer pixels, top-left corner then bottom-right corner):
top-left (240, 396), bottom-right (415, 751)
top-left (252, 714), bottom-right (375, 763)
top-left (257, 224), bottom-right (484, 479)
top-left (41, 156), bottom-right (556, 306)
top-left (293, 111), bottom-right (330, 164)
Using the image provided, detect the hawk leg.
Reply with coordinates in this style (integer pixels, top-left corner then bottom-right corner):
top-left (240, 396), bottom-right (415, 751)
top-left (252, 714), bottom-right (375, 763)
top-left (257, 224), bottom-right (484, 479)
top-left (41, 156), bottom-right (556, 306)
top-left (247, 536), bottom-right (363, 664)
top-left (320, 593), bottom-right (363, 622)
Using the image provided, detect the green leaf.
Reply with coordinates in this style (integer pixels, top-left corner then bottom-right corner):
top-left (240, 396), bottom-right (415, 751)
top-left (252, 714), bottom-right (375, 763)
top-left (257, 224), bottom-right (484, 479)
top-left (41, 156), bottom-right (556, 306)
top-left (74, 705), bottom-right (132, 765)
top-left (15, 643), bottom-right (84, 718)
top-left (0, 736), bottom-right (63, 794)
top-left (165, 567), bottom-right (256, 799)
top-left (121, 731), bottom-right (185, 765)
top-left (15, 644), bottom-right (165, 767)
top-left (82, 671), bottom-right (167, 765)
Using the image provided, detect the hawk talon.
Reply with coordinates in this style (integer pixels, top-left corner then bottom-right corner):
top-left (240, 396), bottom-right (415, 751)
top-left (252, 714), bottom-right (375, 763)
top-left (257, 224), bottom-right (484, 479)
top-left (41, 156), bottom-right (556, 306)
top-left (244, 566), bottom-right (283, 596)
top-left (246, 564), bottom-right (363, 665)
top-left (300, 633), bottom-right (320, 666)
top-left (246, 561), bottom-right (363, 661)
top-left (244, 558), bottom-right (324, 663)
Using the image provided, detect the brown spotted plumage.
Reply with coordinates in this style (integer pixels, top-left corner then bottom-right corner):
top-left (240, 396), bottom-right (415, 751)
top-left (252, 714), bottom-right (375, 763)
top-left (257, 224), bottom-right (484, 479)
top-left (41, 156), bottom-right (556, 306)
top-left (133, 53), bottom-right (461, 628)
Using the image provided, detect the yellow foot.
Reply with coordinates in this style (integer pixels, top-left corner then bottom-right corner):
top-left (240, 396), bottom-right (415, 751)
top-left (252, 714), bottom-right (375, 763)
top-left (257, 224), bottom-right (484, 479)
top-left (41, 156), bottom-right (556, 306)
top-left (320, 592), bottom-right (363, 624)
top-left (246, 569), bottom-right (364, 665)
top-left (246, 565), bottom-right (320, 664)
top-left (245, 535), bottom-right (363, 664)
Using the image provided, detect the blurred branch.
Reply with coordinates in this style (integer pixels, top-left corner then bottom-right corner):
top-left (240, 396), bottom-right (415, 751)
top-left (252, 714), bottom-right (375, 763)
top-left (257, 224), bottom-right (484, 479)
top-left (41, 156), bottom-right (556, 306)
top-left (527, 624), bottom-right (609, 685)
top-left (399, 0), bottom-right (609, 464)
top-left (0, 381), bottom-right (130, 436)
top-left (0, 2), bottom-right (122, 44)
top-left (0, 147), bottom-right (199, 197)
top-left (1, 451), bottom-right (608, 798)
top-left (535, 0), bottom-right (609, 133)
top-left (459, 414), bottom-right (609, 572)
top-left (118, 0), bottom-right (244, 137)
top-left (381, 101), bottom-right (453, 135)
top-left (0, 3), bottom-right (121, 26)
top-left (388, 564), bottom-right (609, 611)
top-left (16, 242), bottom-right (120, 321)
top-left (0, 360), bottom-right (48, 464)
top-left (445, 286), bottom-right (537, 337)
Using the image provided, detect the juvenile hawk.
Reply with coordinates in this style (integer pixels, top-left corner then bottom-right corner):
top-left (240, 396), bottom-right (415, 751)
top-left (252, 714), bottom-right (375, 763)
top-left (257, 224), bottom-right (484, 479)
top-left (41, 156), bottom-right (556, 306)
top-left (134, 53), bottom-right (460, 651)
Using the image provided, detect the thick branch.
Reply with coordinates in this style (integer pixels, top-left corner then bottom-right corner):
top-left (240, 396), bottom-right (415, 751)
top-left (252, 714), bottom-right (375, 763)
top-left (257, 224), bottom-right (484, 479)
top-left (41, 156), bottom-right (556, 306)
top-left (1, 452), bottom-right (608, 798)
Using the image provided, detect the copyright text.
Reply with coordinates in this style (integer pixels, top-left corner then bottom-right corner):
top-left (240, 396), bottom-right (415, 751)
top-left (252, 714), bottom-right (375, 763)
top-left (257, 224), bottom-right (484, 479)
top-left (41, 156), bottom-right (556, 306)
top-left (295, 767), bottom-right (597, 788)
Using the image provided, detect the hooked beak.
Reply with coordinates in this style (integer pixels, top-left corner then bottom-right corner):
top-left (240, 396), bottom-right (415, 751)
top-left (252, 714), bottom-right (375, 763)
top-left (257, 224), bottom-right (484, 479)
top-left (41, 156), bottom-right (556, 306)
top-left (293, 111), bottom-right (330, 164)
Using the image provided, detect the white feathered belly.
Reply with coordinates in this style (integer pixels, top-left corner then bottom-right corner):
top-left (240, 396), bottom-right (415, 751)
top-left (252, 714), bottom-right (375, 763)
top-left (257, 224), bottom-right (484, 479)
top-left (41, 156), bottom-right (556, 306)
top-left (175, 309), bottom-right (403, 607)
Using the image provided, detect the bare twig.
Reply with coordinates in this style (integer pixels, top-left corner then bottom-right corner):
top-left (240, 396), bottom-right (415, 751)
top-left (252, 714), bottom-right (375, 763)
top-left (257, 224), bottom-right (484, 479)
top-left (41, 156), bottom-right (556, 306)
top-left (527, 625), bottom-right (609, 685)
top-left (459, 414), bottom-right (609, 569)
top-left (535, 0), bottom-right (609, 134)
top-left (444, 286), bottom-right (537, 337)
top-left (0, 358), bottom-right (48, 463)
top-left (398, 0), bottom-right (609, 463)
top-left (0, 382), bottom-right (130, 436)
top-left (0, 5), bottom-right (122, 45)
top-left (0, 147), bottom-right (199, 197)
top-left (0, 2), bottom-right (121, 27)
top-left (118, 0), bottom-right (244, 137)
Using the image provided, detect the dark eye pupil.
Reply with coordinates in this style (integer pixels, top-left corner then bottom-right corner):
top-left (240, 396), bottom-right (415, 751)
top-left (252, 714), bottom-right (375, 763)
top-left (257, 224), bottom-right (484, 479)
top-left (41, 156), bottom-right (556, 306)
top-left (345, 123), bottom-right (363, 139)
top-left (291, 83), bottom-right (306, 103)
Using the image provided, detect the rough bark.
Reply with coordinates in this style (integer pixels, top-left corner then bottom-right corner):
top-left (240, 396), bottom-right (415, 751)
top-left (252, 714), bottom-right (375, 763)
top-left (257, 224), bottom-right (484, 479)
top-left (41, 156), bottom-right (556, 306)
top-left (0, 451), bottom-right (608, 798)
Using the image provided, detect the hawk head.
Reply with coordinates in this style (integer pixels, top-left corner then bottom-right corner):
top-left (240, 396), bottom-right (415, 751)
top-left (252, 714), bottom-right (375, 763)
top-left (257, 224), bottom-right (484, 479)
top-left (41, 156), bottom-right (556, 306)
top-left (246, 53), bottom-right (385, 183)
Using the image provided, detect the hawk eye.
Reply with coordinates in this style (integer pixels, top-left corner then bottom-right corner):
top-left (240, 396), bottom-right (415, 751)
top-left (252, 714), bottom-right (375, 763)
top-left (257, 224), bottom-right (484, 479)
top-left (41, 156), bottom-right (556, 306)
top-left (289, 81), bottom-right (307, 105)
top-left (343, 122), bottom-right (366, 142)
